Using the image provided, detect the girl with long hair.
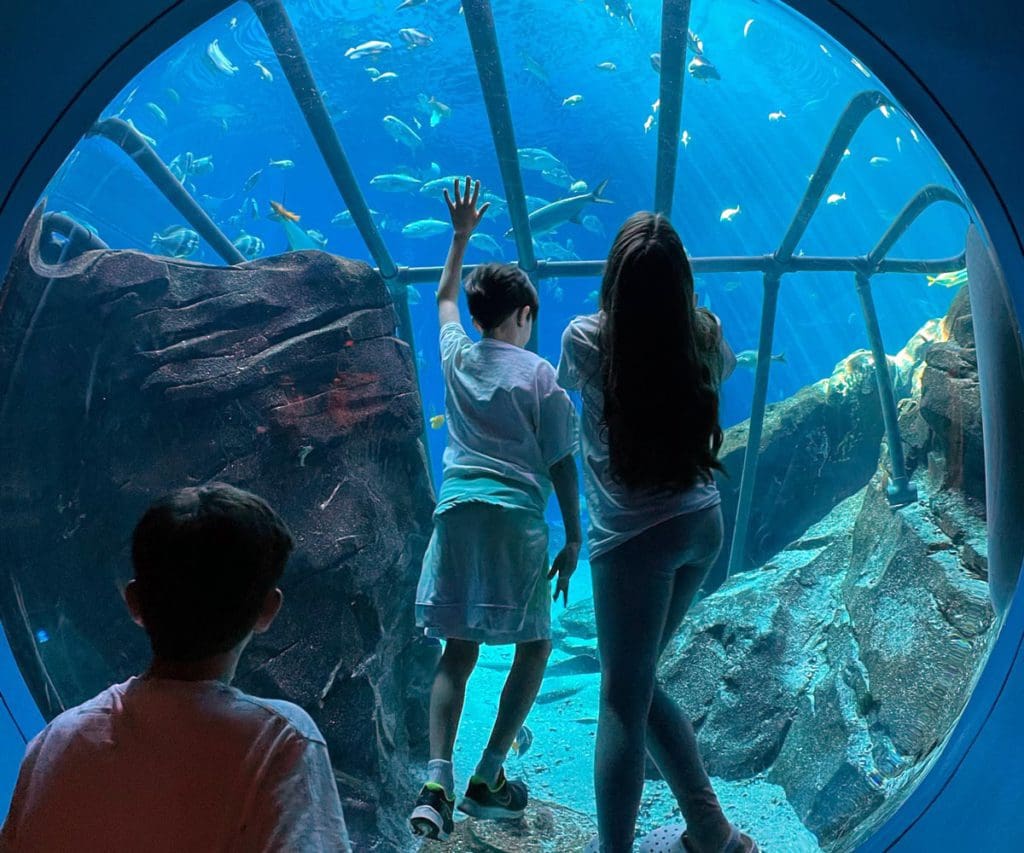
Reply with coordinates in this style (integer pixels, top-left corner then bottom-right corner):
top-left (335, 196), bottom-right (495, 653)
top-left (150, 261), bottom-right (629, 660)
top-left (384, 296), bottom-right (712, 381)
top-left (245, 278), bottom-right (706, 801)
top-left (559, 212), bottom-right (758, 852)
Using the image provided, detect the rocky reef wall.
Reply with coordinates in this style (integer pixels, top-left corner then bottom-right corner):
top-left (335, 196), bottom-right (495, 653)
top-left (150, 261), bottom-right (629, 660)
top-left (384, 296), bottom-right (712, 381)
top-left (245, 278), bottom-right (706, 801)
top-left (0, 206), bottom-right (438, 850)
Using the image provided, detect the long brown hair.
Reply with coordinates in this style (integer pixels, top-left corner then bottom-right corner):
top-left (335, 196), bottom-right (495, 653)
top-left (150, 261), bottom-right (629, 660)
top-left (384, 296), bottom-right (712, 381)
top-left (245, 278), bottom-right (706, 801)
top-left (599, 212), bottom-right (724, 491)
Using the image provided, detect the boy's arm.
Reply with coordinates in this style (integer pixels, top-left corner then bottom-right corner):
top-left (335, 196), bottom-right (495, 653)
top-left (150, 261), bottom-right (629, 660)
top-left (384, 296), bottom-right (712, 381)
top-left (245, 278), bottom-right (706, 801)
top-left (437, 177), bottom-right (490, 328)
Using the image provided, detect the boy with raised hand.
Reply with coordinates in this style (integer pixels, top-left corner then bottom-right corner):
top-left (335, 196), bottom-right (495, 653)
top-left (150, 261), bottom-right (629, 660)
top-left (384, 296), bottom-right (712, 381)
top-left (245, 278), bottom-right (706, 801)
top-left (1, 483), bottom-right (350, 852)
top-left (409, 177), bottom-right (582, 840)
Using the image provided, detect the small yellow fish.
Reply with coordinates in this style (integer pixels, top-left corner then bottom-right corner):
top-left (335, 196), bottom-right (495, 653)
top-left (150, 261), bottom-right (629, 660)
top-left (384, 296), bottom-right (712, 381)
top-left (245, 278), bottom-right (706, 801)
top-left (926, 269), bottom-right (968, 288)
top-left (270, 200), bottom-right (300, 222)
top-left (430, 414), bottom-right (446, 429)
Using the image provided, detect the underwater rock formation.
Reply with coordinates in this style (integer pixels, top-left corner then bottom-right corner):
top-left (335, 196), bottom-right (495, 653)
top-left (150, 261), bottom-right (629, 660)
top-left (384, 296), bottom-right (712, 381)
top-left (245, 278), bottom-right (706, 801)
top-left (435, 799), bottom-right (597, 852)
top-left (0, 206), bottom-right (437, 850)
top-left (655, 290), bottom-right (992, 850)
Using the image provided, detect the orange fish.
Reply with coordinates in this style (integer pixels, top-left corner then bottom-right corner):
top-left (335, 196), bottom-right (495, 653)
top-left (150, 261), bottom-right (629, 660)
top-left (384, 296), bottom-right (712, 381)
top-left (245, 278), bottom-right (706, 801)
top-left (270, 200), bottom-right (300, 222)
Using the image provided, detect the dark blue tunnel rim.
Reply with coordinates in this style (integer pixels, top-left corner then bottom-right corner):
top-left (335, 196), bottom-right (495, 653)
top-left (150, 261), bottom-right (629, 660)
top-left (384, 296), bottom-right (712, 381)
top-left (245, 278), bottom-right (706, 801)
top-left (0, 1), bottom-right (1021, 850)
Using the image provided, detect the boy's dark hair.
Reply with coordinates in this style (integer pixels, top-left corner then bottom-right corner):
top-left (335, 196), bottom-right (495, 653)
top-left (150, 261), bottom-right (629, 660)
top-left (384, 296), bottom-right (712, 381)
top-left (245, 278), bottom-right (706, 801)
top-left (130, 482), bottom-right (294, 662)
top-left (464, 263), bottom-right (539, 331)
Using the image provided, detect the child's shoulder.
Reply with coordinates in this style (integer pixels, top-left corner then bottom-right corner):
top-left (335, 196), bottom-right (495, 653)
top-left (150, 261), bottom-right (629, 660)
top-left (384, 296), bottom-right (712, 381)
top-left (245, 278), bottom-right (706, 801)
top-left (229, 689), bottom-right (326, 744)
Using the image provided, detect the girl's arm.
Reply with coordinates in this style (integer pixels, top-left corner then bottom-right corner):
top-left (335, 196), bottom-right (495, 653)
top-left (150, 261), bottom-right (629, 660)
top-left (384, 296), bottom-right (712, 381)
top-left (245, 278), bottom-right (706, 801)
top-left (547, 454), bottom-right (582, 606)
top-left (437, 177), bottom-right (490, 328)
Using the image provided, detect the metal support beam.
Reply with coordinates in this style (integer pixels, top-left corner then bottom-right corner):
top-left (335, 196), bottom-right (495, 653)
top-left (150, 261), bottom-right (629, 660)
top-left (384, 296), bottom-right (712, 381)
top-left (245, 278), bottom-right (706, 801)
top-left (461, 0), bottom-right (537, 276)
top-left (855, 271), bottom-right (917, 506)
top-left (249, 0), bottom-right (397, 280)
top-left (776, 90), bottom-right (892, 262)
top-left (726, 271), bottom-right (782, 577)
top-left (87, 118), bottom-right (246, 265)
top-left (852, 183), bottom-right (967, 507)
top-left (654, 0), bottom-right (691, 217)
top-left (392, 252), bottom-right (967, 284)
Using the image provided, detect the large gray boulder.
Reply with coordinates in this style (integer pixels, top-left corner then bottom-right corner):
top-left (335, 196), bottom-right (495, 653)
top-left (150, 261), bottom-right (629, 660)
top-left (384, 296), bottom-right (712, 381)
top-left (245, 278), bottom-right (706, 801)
top-left (658, 289), bottom-right (993, 849)
top-left (0, 206), bottom-right (438, 850)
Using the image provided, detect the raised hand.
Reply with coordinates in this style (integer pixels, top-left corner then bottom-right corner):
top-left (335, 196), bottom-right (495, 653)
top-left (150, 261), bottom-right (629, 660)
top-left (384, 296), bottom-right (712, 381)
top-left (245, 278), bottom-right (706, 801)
top-left (444, 176), bottom-right (490, 238)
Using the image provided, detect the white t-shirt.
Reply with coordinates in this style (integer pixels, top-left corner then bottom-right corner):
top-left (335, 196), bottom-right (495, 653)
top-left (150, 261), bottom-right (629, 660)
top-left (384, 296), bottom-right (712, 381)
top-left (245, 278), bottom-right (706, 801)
top-left (557, 312), bottom-right (734, 560)
top-left (0, 676), bottom-right (351, 853)
top-left (436, 322), bottom-right (578, 516)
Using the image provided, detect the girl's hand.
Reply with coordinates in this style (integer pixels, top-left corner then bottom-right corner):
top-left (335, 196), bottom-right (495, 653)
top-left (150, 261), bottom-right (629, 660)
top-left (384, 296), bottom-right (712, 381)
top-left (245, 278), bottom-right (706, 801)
top-left (444, 176), bottom-right (490, 239)
top-left (548, 542), bottom-right (580, 607)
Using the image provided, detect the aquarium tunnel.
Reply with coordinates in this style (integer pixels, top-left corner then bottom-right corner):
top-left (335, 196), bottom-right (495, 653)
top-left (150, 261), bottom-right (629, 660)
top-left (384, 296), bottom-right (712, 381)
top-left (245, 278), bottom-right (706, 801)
top-left (1, 0), bottom-right (1024, 850)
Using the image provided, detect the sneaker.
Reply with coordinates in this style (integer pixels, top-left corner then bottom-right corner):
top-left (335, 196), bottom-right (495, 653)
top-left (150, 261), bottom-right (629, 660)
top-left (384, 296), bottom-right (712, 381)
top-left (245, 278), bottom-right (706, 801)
top-left (457, 768), bottom-right (528, 819)
top-left (409, 782), bottom-right (455, 841)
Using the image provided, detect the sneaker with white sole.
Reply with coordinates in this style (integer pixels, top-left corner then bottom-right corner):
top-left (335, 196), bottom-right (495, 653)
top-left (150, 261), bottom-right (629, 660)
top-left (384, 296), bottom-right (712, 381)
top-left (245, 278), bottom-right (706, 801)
top-left (456, 767), bottom-right (527, 819)
top-left (409, 782), bottom-right (455, 840)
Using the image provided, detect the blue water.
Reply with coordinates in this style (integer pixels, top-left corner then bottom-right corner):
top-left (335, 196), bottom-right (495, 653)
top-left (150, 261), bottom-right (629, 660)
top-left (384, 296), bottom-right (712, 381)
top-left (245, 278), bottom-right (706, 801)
top-left (31, 1), bottom-right (976, 843)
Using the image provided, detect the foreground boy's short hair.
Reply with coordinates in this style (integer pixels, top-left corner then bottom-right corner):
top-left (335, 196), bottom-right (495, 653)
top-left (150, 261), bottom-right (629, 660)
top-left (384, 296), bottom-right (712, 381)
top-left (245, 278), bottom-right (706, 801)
top-left (131, 482), bottom-right (294, 661)
top-left (464, 263), bottom-right (539, 331)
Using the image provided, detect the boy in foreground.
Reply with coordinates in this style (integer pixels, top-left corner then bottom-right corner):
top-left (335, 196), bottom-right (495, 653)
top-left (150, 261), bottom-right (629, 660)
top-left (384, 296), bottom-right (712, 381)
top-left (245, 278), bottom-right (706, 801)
top-left (0, 483), bottom-right (350, 852)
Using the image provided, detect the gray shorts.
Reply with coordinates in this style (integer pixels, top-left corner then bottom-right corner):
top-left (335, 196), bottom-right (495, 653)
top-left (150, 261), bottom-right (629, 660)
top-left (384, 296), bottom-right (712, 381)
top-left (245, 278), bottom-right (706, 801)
top-left (415, 502), bottom-right (550, 645)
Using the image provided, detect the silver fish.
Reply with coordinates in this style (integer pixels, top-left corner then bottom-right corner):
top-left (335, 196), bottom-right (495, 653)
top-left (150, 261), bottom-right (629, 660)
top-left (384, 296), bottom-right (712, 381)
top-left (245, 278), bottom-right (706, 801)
top-left (506, 181), bottom-right (612, 238)
top-left (151, 226), bottom-right (199, 258)
top-left (370, 173), bottom-right (422, 192)
top-left (399, 28), bottom-right (433, 48)
top-left (233, 233), bottom-right (265, 259)
top-left (344, 40), bottom-right (391, 60)
top-left (402, 218), bottom-right (449, 238)
top-left (383, 115), bottom-right (422, 149)
top-left (206, 39), bottom-right (239, 75)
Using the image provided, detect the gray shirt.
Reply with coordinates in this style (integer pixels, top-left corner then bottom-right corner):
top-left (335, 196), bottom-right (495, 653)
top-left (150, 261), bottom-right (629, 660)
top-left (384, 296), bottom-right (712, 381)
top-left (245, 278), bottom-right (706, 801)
top-left (557, 311), bottom-right (734, 559)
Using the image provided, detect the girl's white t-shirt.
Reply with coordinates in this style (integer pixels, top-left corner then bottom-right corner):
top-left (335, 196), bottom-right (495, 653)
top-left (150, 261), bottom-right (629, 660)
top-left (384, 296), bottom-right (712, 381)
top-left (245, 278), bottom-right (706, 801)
top-left (557, 312), bottom-right (734, 560)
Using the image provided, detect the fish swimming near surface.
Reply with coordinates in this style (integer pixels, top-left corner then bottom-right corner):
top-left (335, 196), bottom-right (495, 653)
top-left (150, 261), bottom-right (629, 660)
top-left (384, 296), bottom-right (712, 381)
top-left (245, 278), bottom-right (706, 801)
top-left (541, 167), bottom-right (573, 189)
top-left (399, 28), bottom-right (433, 48)
top-left (688, 56), bottom-right (720, 81)
top-left (417, 94), bottom-right (451, 127)
top-left (430, 414), bottom-right (445, 429)
top-left (562, 94), bottom-right (584, 107)
top-left (735, 350), bottom-right (786, 369)
top-left (189, 155), bottom-right (214, 175)
top-left (345, 40), bottom-right (391, 60)
top-left (254, 60), bottom-right (274, 82)
top-left (596, 61), bottom-right (617, 71)
top-left (603, 0), bottom-right (635, 27)
top-left (233, 233), bottom-right (265, 259)
top-left (146, 102), bottom-right (167, 124)
top-left (243, 169), bottom-right (263, 192)
top-left (506, 180), bottom-right (612, 239)
top-left (168, 152), bottom-right (193, 182)
top-left (827, 192), bottom-right (847, 205)
top-left (517, 147), bottom-right (564, 172)
top-left (268, 158), bottom-right (295, 169)
top-left (420, 176), bottom-right (464, 196)
top-left (269, 200), bottom-right (301, 222)
top-left (926, 269), bottom-right (968, 288)
top-left (383, 115), bottom-right (422, 149)
top-left (402, 218), bottom-right (449, 238)
top-left (511, 724), bottom-right (534, 757)
top-left (478, 193), bottom-right (506, 218)
top-left (207, 39), bottom-right (239, 75)
top-left (469, 233), bottom-right (503, 257)
top-left (370, 173), bottom-right (422, 192)
top-left (332, 209), bottom-right (387, 229)
top-left (720, 205), bottom-right (741, 222)
top-left (151, 226), bottom-right (199, 258)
